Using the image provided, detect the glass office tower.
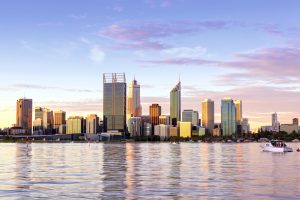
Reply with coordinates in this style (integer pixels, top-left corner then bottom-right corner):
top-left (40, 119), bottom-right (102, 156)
top-left (103, 73), bottom-right (126, 132)
top-left (221, 98), bottom-right (236, 137)
top-left (170, 81), bottom-right (181, 126)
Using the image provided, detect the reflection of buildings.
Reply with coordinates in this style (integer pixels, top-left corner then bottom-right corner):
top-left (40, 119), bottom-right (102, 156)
top-left (124, 143), bottom-right (140, 199)
top-left (15, 144), bottom-right (32, 190)
top-left (102, 144), bottom-right (127, 198)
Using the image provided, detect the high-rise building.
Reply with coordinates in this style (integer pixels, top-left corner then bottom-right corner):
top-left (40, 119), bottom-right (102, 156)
top-left (127, 117), bottom-right (142, 137)
top-left (103, 73), bottom-right (126, 132)
top-left (234, 100), bottom-right (242, 124)
top-left (241, 118), bottom-right (250, 134)
top-left (127, 78), bottom-right (142, 118)
top-left (149, 104), bottom-right (161, 126)
top-left (272, 112), bottom-right (280, 132)
top-left (221, 98), bottom-right (236, 136)
top-left (35, 107), bottom-right (43, 120)
top-left (293, 118), bottom-right (299, 126)
top-left (202, 99), bottom-right (214, 133)
top-left (86, 114), bottom-right (99, 134)
top-left (154, 124), bottom-right (170, 140)
top-left (170, 80), bottom-right (181, 126)
top-left (66, 116), bottom-right (86, 134)
top-left (16, 98), bottom-right (32, 134)
top-left (54, 110), bottom-right (66, 134)
top-left (182, 110), bottom-right (199, 126)
top-left (42, 108), bottom-right (54, 134)
top-left (159, 115), bottom-right (170, 125)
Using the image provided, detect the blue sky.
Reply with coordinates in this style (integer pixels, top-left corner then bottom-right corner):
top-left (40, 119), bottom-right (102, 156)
top-left (1, 0), bottom-right (300, 130)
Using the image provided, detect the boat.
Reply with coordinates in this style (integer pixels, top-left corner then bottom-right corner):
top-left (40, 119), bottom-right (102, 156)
top-left (261, 140), bottom-right (293, 152)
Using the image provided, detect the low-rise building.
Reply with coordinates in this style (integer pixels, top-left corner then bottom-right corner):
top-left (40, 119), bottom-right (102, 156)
top-left (280, 124), bottom-right (299, 134)
top-left (128, 117), bottom-right (142, 137)
top-left (154, 124), bottom-right (170, 140)
top-left (213, 128), bottom-right (221, 137)
top-left (169, 126), bottom-right (179, 137)
top-left (143, 122), bottom-right (152, 136)
top-left (66, 116), bottom-right (86, 134)
top-left (179, 121), bottom-right (192, 138)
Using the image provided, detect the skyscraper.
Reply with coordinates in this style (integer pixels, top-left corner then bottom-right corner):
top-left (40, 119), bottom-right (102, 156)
top-left (272, 112), bottom-right (280, 132)
top-left (127, 78), bottom-right (142, 118)
top-left (170, 80), bottom-right (181, 126)
top-left (149, 103), bottom-right (161, 126)
top-left (43, 108), bottom-right (54, 134)
top-left (202, 99), bottom-right (214, 133)
top-left (221, 98), bottom-right (236, 136)
top-left (103, 73), bottom-right (127, 132)
top-left (16, 98), bottom-right (32, 134)
top-left (54, 110), bottom-right (66, 134)
top-left (86, 114), bottom-right (99, 134)
top-left (127, 117), bottom-right (142, 137)
top-left (234, 100), bottom-right (242, 124)
top-left (182, 110), bottom-right (199, 126)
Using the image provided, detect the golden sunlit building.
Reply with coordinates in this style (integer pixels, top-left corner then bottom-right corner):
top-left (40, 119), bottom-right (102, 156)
top-left (127, 78), bottom-right (142, 118)
top-left (159, 115), bottom-right (170, 125)
top-left (86, 114), bottom-right (99, 134)
top-left (149, 104), bottom-right (161, 126)
top-left (179, 121), bottom-right (192, 138)
top-left (202, 99), bottom-right (214, 134)
top-left (66, 116), bottom-right (85, 134)
top-left (234, 100), bottom-right (242, 124)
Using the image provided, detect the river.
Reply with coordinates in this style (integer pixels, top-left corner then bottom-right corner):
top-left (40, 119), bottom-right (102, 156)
top-left (0, 143), bottom-right (299, 199)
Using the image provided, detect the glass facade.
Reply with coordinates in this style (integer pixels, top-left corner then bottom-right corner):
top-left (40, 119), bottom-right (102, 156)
top-left (202, 99), bottom-right (214, 133)
top-left (170, 81), bottom-right (181, 126)
top-left (103, 73), bottom-right (126, 132)
top-left (221, 98), bottom-right (236, 136)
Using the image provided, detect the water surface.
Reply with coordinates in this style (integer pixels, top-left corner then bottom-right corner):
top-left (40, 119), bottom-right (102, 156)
top-left (0, 143), bottom-right (300, 199)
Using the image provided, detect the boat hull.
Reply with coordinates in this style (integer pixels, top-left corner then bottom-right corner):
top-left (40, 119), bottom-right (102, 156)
top-left (263, 146), bottom-right (293, 152)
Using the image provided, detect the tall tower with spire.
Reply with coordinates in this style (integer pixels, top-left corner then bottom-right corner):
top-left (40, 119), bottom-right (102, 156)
top-left (127, 77), bottom-right (142, 118)
top-left (170, 78), bottom-right (181, 126)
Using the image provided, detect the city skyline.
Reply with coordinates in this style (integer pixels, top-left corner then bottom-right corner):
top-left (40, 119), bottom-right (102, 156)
top-left (1, 0), bottom-right (300, 130)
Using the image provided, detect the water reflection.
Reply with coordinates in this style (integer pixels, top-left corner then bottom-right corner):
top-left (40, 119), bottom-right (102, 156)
top-left (0, 143), bottom-right (300, 199)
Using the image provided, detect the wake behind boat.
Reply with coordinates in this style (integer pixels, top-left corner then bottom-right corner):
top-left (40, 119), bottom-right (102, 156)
top-left (261, 140), bottom-right (293, 152)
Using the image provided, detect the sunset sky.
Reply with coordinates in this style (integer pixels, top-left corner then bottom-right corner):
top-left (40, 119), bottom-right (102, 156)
top-left (1, 0), bottom-right (300, 131)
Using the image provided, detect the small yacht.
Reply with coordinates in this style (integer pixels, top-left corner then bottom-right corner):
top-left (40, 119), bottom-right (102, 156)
top-left (262, 140), bottom-right (293, 152)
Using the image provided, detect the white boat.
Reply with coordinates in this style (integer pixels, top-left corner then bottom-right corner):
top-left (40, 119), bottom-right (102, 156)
top-left (262, 140), bottom-right (293, 152)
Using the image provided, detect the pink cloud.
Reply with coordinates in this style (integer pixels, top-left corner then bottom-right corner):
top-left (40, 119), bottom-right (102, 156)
top-left (98, 20), bottom-right (231, 50)
top-left (140, 47), bottom-right (300, 84)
